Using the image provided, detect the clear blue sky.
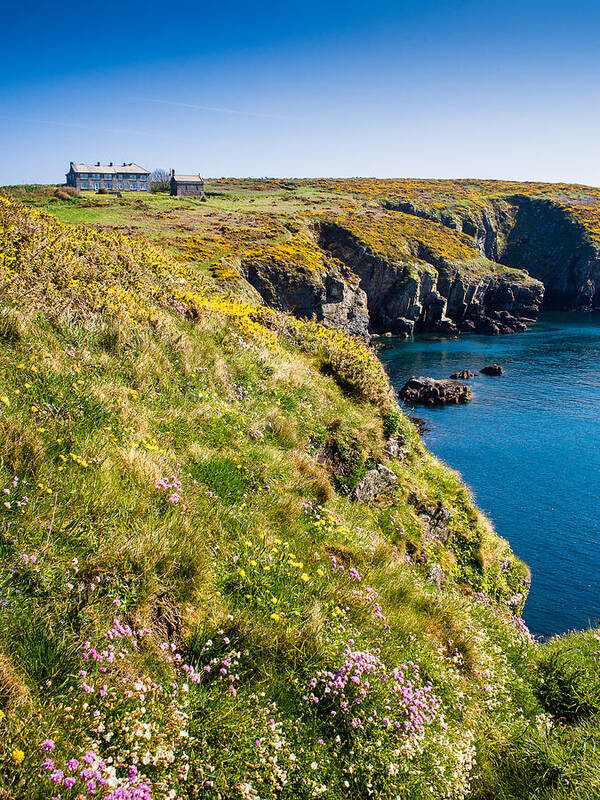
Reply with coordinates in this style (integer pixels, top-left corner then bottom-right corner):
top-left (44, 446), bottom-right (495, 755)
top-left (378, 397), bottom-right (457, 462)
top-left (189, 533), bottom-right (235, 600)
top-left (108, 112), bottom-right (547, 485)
top-left (1, 0), bottom-right (599, 185)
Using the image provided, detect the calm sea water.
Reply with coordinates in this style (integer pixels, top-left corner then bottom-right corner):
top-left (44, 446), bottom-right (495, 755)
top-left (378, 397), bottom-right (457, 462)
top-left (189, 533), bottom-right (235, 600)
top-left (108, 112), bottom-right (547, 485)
top-left (378, 312), bottom-right (600, 638)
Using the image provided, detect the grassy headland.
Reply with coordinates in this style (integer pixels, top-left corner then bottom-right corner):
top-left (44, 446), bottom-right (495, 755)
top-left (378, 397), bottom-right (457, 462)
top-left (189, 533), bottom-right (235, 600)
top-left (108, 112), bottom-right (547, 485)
top-left (0, 186), bottom-right (599, 799)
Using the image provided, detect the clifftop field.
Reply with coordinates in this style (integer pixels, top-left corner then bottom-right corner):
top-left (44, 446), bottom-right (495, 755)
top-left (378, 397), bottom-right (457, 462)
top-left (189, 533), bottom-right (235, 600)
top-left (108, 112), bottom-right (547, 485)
top-left (1, 182), bottom-right (600, 799)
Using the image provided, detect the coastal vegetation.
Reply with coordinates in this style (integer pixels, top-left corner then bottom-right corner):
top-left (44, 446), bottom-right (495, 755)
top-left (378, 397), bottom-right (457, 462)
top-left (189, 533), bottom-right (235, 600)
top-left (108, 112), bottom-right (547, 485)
top-left (1, 184), bottom-right (600, 798)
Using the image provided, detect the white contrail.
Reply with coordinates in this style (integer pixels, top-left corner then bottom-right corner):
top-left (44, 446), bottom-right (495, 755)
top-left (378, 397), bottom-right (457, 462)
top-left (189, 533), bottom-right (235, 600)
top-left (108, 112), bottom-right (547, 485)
top-left (130, 97), bottom-right (293, 120)
top-left (0, 114), bottom-right (199, 142)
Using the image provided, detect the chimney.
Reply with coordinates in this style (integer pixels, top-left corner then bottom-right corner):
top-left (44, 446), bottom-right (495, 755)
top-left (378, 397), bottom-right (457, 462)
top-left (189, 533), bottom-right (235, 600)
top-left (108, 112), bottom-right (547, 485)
top-left (109, 162), bottom-right (113, 166)
top-left (96, 161), bottom-right (100, 166)
top-left (123, 162), bottom-right (127, 167)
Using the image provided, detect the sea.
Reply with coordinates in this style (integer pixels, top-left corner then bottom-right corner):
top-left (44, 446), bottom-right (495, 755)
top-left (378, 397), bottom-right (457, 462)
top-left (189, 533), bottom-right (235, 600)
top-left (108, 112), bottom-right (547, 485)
top-left (378, 312), bottom-right (600, 638)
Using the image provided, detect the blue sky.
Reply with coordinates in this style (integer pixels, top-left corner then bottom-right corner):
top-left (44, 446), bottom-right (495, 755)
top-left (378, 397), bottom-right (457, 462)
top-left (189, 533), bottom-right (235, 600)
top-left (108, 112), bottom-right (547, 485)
top-left (1, 0), bottom-right (599, 184)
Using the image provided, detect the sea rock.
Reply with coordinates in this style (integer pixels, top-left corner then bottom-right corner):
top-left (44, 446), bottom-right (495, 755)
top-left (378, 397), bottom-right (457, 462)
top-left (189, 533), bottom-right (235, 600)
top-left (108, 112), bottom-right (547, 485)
top-left (408, 416), bottom-right (429, 435)
top-left (353, 464), bottom-right (397, 502)
top-left (480, 363), bottom-right (504, 376)
top-left (399, 376), bottom-right (473, 406)
top-left (449, 369), bottom-right (474, 379)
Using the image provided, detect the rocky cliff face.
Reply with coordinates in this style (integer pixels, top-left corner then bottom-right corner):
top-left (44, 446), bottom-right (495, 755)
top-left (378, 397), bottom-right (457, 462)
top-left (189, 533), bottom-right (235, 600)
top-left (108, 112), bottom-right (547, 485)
top-left (500, 198), bottom-right (600, 310)
top-left (240, 254), bottom-right (371, 338)
top-left (316, 220), bottom-right (543, 336)
top-left (236, 205), bottom-right (548, 339)
top-left (386, 196), bottom-right (600, 311)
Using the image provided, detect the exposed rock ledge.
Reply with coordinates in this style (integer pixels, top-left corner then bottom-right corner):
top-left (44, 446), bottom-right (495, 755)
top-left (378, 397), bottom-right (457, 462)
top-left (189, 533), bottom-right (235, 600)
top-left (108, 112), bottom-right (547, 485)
top-left (353, 464), bottom-right (398, 502)
top-left (385, 195), bottom-right (600, 313)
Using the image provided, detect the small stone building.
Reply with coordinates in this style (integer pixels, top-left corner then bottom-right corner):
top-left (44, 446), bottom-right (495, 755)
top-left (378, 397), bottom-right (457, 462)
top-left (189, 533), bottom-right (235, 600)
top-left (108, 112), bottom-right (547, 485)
top-left (170, 170), bottom-right (205, 198)
top-left (66, 162), bottom-right (150, 192)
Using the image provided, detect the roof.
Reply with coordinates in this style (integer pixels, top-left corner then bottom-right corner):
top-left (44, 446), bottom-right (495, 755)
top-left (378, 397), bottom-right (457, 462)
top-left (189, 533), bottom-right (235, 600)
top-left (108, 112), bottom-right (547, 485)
top-left (172, 174), bottom-right (204, 183)
top-left (70, 163), bottom-right (150, 175)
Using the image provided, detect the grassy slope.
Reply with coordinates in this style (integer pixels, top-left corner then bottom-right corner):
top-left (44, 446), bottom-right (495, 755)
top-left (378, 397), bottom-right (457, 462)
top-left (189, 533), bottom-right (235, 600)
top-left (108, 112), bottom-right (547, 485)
top-left (1, 184), bottom-right (543, 290)
top-left (0, 192), bottom-right (599, 799)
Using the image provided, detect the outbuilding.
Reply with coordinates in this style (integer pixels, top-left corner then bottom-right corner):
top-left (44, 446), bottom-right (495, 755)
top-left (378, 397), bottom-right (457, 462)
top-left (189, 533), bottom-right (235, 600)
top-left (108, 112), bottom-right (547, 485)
top-left (170, 170), bottom-right (205, 198)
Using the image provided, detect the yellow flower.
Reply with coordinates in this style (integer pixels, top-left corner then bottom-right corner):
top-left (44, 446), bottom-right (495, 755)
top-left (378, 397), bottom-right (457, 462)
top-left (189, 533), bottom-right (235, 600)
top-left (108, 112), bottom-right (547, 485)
top-left (11, 749), bottom-right (24, 764)
top-left (0, 709), bottom-right (5, 720)
top-left (270, 613), bottom-right (280, 621)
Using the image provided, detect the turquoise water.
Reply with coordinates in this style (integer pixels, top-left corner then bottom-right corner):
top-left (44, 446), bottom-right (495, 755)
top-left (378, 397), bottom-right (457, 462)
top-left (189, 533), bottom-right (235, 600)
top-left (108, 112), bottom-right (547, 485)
top-left (378, 313), bottom-right (600, 638)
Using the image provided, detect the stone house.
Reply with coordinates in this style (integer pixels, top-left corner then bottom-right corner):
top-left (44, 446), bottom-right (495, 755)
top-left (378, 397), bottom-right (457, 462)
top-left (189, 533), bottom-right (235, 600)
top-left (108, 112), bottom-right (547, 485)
top-left (170, 170), bottom-right (205, 198)
top-left (66, 162), bottom-right (151, 192)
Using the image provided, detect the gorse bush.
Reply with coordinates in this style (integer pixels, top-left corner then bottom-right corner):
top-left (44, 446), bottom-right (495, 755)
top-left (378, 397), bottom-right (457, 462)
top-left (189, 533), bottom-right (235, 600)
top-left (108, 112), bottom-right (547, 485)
top-left (0, 195), bottom-right (598, 799)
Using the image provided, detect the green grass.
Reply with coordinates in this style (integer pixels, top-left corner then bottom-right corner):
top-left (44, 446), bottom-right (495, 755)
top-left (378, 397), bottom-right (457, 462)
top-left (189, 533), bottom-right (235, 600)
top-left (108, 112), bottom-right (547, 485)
top-left (0, 192), bottom-right (599, 799)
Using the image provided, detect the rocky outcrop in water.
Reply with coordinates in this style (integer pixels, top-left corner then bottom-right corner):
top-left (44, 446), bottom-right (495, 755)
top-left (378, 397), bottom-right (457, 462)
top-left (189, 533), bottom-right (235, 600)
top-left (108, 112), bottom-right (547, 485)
top-left (480, 364), bottom-right (504, 376)
top-left (450, 369), bottom-right (474, 379)
top-left (399, 376), bottom-right (473, 406)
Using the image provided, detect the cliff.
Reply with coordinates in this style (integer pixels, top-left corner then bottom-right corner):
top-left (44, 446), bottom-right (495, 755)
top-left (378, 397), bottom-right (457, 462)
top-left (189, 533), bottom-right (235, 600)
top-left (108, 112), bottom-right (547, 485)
top-left (316, 214), bottom-right (543, 335)
top-left (234, 210), bottom-right (544, 338)
top-left (238, 236), bottom-right (370, 337)
top-left (382, 186), bottom-right (600, 312)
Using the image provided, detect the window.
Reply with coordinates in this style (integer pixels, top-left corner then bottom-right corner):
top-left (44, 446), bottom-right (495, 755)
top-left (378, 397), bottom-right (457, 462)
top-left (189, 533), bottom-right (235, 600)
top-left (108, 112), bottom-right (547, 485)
top-left (105, 183), bottom-right (112, 190)
top-left (119, 184), bottom-right (123, 190)
top-left (81, 182), bottom-right (89, 189)
top-left (104, 174), bottom-right (111, 179)
top-left (118, 174), bottom-right (123, 179)
top-left (139, 175), bottom-right (147, 182)
top-left (80, 173), bottom-right (88, 179)
top-left (92, 173), bottom-right (100, 180)
top-left (93, 183), bottom-right (99, 190)
top-left (130, 183), bottom-right (137, 190)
